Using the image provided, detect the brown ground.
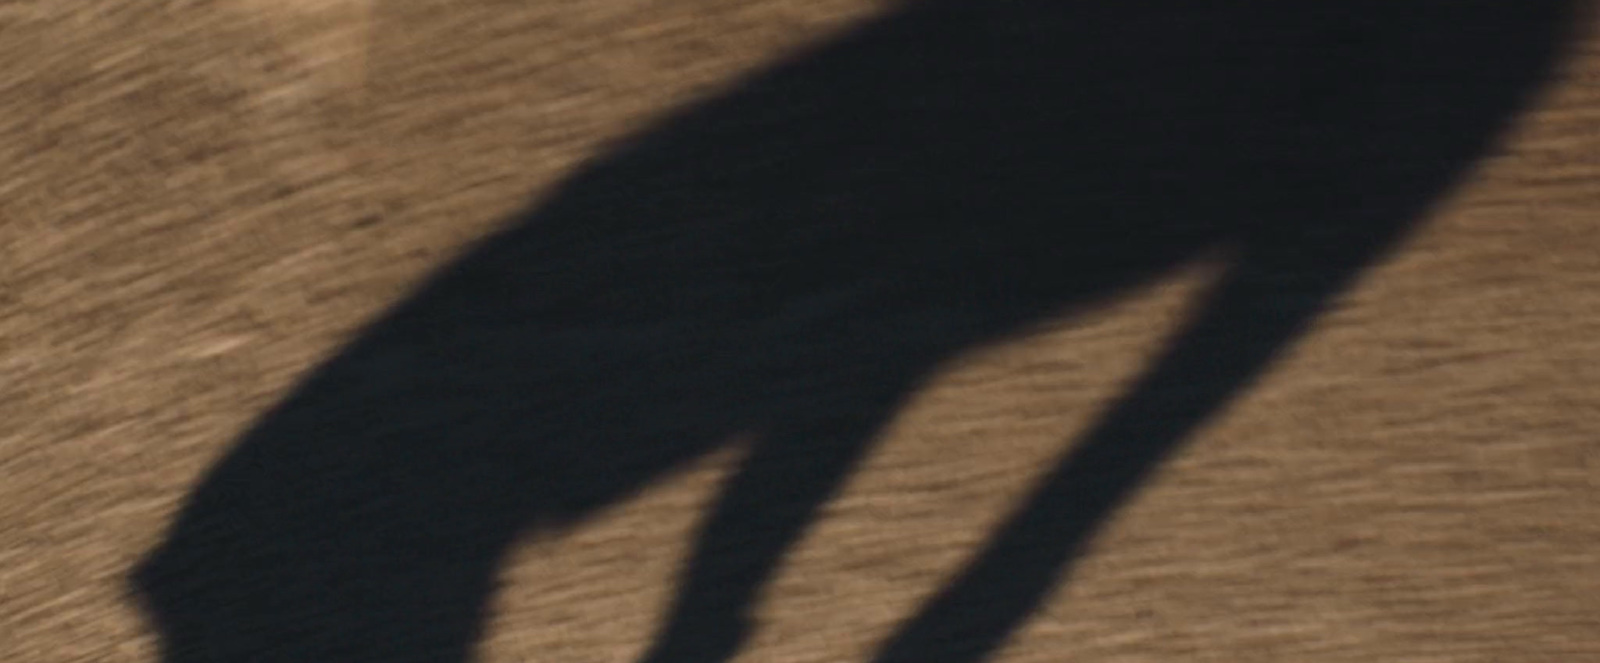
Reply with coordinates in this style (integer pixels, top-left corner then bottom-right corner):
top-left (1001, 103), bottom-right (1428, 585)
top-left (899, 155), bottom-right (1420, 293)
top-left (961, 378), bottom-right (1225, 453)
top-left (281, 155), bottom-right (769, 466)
top-left (3, 2), bottom-right (1599, 662)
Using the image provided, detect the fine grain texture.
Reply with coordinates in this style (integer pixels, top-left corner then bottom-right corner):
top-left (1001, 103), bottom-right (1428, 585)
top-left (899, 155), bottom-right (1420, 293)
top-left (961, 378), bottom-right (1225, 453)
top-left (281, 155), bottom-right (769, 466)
top-left (3, 2), bottom-right (1598, 662)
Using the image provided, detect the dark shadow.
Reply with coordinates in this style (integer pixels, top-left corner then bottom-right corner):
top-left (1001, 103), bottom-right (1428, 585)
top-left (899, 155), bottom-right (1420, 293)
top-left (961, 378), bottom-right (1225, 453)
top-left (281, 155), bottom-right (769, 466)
top-left (129, 2), bottom-right (1583, 662)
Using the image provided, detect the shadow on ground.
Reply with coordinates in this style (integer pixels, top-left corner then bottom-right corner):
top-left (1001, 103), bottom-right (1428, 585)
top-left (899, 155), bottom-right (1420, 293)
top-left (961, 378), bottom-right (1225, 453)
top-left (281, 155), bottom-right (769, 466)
top-left (130, 2), bottom-right (1582, 662)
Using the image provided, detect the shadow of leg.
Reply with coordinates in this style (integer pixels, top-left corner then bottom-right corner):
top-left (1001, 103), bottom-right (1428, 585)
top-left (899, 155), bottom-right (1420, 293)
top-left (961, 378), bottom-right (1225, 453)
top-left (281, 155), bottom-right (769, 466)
top-left (871, 242), bottom-right (1385, 663)
top-left (639, 400), bottom-right (901, 663)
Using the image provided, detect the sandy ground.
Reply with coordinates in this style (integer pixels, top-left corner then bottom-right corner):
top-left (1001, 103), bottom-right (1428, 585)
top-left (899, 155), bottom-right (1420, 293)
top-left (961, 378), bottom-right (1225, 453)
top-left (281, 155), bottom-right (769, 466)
top-left (3, 2), bottom-right (1599, 662)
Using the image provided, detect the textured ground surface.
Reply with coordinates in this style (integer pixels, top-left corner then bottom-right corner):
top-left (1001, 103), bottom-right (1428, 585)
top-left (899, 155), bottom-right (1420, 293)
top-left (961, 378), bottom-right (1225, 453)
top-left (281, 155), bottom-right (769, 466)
top-left (3, 2), bottom-right (1599, 662)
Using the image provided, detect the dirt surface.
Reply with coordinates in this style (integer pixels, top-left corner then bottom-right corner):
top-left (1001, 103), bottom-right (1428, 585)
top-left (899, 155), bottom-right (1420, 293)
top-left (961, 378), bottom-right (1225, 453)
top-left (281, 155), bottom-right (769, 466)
top-left (3, 2), bottom-right (1599, 662)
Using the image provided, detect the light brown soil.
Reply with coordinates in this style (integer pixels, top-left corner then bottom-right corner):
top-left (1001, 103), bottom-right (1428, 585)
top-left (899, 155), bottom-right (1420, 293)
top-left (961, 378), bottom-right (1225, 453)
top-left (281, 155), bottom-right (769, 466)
top-left (3, 2), bottom-right (1597, 662)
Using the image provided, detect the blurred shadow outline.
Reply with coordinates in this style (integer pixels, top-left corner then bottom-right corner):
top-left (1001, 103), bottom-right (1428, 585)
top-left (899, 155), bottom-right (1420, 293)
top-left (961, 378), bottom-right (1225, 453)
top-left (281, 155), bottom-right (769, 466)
top-left (131, 2), bottom-right (1584, 662)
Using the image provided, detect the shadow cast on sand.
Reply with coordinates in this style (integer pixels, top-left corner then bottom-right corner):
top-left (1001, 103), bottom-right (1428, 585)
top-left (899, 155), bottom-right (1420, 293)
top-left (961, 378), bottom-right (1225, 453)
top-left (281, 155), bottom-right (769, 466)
top-left (131, 2), bottom-right (1584, 662)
